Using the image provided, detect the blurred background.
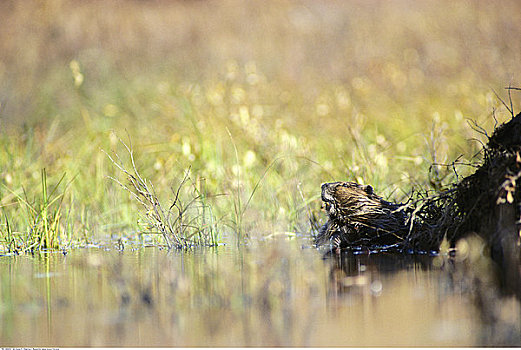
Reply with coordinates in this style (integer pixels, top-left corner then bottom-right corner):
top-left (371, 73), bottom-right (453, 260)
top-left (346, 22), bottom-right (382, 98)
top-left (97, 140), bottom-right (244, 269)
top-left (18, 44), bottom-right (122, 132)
top-left (2, 0), bottom-right (520, 122)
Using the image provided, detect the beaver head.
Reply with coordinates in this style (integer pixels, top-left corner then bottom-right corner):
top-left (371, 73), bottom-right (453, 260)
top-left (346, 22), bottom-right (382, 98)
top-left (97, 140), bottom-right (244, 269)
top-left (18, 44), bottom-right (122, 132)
top-left (321, 182), bottom-right (375, 220)
top-left (317, 181), bottom-right (407, 248)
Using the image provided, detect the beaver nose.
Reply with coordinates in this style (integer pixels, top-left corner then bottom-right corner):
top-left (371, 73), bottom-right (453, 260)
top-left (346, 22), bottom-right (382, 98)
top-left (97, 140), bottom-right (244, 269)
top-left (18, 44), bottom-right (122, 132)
top-left (321, 182), bottom-right (331, 197)
top-left (320, 184), bottom-right (327, 201)
top-left (321, 183), bottom-right (334, 202)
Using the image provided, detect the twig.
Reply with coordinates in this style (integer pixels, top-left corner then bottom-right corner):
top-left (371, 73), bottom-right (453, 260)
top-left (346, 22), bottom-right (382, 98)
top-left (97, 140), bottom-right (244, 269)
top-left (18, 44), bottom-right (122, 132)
top-left (492, 88), bottom-right (513, 116)
top-left (105, 136), bottom-right (217, 249)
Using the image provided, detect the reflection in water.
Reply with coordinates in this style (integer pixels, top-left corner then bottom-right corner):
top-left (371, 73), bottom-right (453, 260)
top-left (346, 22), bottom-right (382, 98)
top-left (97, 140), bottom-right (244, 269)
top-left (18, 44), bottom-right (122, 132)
top-left (0, 241), bottom-right (519, 346)
top-left (321, 241), bottom-right (520, 346)
top-left (324, 250), bottom-right (433, 298)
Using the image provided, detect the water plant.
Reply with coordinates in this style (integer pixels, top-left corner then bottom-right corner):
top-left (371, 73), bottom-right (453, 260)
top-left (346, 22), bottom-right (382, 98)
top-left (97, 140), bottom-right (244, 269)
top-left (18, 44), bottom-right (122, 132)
top-left (1, 169), bottom-right (71, 252)
top-left (106, 138), bottom-right (219, 249)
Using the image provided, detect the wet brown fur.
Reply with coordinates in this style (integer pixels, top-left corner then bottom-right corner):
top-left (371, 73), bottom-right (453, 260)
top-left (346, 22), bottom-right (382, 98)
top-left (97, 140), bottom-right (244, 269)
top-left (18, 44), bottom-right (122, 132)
top-left (315, 182), bottom-right (407, 248)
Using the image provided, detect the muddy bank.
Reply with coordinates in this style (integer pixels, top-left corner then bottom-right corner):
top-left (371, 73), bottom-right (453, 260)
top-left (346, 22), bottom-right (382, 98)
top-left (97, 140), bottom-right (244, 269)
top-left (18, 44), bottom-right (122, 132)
top-left (451, 112), bottom-right (521, 297)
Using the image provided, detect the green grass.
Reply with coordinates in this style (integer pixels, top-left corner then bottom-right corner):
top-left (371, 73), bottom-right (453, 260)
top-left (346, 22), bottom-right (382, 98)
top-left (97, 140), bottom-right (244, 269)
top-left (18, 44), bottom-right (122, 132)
top-left (1, 168), bottom-right (70, 252)
top-left (1, 0), bottom-right (520, 252)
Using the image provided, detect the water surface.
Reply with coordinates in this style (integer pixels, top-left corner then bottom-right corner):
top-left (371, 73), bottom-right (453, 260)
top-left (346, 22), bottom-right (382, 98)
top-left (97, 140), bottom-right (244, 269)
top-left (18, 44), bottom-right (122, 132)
top-left (0, 239), bottom-right (519, 346)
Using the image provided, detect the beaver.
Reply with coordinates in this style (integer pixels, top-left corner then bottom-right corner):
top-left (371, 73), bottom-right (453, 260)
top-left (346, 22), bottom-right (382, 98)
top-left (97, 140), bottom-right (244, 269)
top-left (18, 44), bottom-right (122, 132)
top-left (315, 181), bottom-right (409, 249)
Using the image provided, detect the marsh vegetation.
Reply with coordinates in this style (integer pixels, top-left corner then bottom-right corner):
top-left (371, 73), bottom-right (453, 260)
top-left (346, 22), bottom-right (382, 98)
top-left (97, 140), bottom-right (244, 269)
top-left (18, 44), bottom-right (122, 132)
top-left (0, 0), bottom-right (520, 346)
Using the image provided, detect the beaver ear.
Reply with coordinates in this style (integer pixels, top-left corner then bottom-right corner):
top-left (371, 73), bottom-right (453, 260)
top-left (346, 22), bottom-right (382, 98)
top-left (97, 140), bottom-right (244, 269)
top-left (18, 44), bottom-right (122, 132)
top-left (363, 185), bottom-right (373, 194)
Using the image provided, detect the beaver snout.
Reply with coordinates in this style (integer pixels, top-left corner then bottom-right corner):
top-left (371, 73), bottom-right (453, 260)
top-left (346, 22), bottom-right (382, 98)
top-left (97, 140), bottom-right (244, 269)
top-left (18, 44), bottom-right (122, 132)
top-left (321, 182), bottom-right (336, 203)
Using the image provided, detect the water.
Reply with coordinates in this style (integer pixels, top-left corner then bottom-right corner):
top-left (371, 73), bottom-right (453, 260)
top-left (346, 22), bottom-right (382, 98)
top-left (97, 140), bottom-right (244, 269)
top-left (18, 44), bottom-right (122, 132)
top-left (0, 238), bottom-right (519, 346)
